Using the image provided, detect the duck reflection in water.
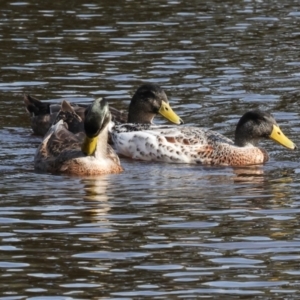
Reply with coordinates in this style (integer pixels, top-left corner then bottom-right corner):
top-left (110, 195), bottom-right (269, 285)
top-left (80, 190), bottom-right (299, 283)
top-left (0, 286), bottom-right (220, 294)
top-left (81, 176), bottom-right (112, 222)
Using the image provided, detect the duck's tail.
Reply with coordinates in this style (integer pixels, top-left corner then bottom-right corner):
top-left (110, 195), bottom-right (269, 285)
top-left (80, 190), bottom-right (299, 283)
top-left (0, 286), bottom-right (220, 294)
top-left (23, 94), bottom-right (51, 116)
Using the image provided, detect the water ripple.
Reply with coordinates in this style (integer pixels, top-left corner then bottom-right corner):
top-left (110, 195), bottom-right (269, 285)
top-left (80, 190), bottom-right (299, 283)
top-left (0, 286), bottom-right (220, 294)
top-left (1, 0), bottom-right (300, 298)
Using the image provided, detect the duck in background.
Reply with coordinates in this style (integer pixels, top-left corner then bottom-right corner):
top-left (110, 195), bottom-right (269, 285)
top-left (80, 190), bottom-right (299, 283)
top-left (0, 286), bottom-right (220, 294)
top-left (34, 97), bottom-right (123, 175)
top-left (24, 83), bottom-right (183, 136)
top-left (110, 109), bottom-right (296, 166)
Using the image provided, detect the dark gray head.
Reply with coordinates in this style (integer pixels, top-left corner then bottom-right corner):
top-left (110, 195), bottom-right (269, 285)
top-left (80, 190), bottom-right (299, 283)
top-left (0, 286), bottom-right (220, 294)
top-left (234, 109), bottom-right (296, 149)
top-left (128, 83), bottom-right (183, 124)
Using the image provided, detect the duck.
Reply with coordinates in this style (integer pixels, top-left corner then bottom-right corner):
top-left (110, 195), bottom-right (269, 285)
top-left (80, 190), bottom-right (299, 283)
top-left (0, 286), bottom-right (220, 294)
top-left (110, 109), bottom-right (296, 166)
top-left (24, 83), bottom-right (183, 136)
top-left (24, 94), bottom-right (127, 136)
top-left (34, 97), bottom-right (123, 175)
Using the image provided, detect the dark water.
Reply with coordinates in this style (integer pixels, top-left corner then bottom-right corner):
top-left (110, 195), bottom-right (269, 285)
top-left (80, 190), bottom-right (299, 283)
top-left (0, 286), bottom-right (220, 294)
top-left (1, 0), bottom-right (300, 299)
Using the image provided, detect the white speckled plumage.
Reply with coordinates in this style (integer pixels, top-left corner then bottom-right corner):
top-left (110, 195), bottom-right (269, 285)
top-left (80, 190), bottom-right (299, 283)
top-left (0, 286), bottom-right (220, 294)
top-left (110, 110), bottom-right (296, 166)
top-left (111, 124), bottom-right (259, 165)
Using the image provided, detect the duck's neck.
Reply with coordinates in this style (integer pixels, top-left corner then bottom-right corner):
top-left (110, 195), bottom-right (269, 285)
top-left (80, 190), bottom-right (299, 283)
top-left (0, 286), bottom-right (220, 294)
top-left (82, 128), bottom-right (109, 157)
top-left (128, 103), bottom-right (155, 123)
top-left (234, 134), bottom-right (259, 148)
top-left (94, 128), bottom-right (109, 158)
top-left (127, 111), bottom-right (154, 124)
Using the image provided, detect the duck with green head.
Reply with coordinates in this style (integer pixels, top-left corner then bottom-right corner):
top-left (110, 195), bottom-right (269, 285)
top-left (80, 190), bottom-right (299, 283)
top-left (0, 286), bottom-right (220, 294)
top-left (34, 97), bottom-right (123, 175)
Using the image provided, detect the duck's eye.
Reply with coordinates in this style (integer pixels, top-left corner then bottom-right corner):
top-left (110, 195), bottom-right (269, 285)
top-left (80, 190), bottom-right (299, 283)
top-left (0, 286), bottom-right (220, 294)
top-left (165, 107), bottom-right (169, 111)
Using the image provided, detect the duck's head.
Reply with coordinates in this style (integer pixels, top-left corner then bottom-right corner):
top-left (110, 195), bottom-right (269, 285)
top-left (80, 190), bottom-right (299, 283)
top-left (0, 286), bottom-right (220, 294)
top-left (234, 109), bottom-right (296, 150)
top-left (128, 83), bottom-right (183, 125)
top-left (81, 97), bottom-right (111, 156)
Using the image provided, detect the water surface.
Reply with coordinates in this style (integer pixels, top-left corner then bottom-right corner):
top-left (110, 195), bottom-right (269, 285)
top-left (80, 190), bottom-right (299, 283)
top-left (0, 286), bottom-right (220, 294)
top-left (1, 0), bottom-right (300, 299)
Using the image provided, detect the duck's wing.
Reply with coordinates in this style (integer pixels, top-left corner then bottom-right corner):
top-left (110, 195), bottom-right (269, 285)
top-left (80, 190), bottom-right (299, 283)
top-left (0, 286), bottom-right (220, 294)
top-left (111, 124), bottom-right (235, 163)
top-left (38, 100), bottom-right (85, 158)
top-left (112, 123), bottom-right (153, 133)
top-left (43, 121), bottom-right (82, 157)
top-left (34, 119), bottom-right (85, 173)
top-left (49, 102), bottom-right (88, 122)
top-left (113, 124), bottom-right (232, 145)
top-left (53, 100), bottom-right (84, 134)
top-left (142, 126), bottom-right (232, 147)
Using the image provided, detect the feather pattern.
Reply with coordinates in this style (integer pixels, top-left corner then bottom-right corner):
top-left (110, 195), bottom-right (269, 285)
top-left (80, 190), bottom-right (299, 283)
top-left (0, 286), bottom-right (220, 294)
top-left (34, 98), bottom-right (123, 175)
top-left (111, 110), bottom-right (296, 166)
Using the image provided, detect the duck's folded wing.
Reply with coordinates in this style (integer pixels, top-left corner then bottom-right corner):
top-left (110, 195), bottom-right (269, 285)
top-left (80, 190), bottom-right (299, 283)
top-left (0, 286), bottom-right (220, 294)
top-left (46, 121), bottom-right (82, 157)
top-left (53, 101), bottom-right (84, 134)
top-left (142, 126), bottom-right (226, 146)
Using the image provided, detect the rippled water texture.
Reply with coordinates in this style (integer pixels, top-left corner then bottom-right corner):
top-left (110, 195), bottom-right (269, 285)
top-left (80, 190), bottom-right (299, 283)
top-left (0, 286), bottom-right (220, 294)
top-left (1, 0), bottom-right (300, 299)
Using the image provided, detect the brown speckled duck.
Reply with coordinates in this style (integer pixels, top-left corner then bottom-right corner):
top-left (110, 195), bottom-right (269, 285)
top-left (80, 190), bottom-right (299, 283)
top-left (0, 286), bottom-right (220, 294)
top-left (110, 110), bottom-right (296, 166)
top-left (24, 83), bottom-right (183, 136)
top-left (34, 97), bottom-right (123, 175)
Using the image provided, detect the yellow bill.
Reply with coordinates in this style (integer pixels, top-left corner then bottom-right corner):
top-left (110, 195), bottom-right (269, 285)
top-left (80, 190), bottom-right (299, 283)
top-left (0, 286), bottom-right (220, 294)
top-left (270, 125), bottom-right (296, 150)
top-left (158, 101), bottom-right (183, 125)
top-left (81, 136), bottom-right (97, 156)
